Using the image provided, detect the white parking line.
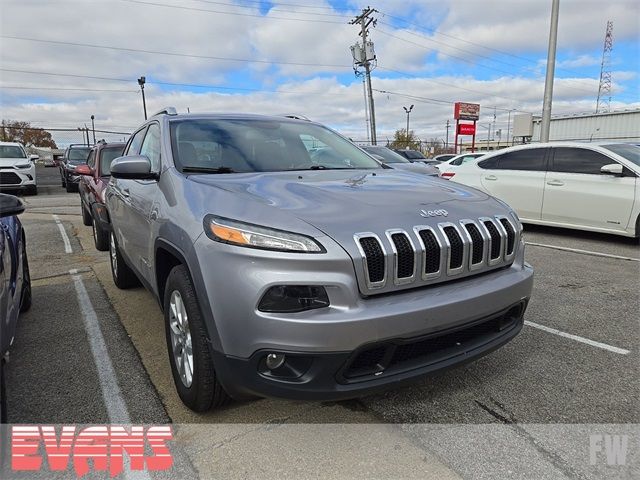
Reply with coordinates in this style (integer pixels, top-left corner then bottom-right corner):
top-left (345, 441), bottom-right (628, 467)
top-left (52, 214), bottom-right (72, 253)
top-left (525, 242), bottom-right (639, 262)
top-left (524, 320), bottom-right (630, 355)
top-left (70, 269), bottom-right (130, 422)
top-left (70, 269), bottom-right (152, 480)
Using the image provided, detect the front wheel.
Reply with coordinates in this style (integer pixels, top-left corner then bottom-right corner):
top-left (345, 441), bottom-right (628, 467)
top-left (65, 181), bottom-right (75, 193)
top-left (164, 265), bottom-right (230, 412)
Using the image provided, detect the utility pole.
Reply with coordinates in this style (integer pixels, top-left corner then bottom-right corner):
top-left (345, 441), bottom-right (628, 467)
top-left (445, 120), bottom-right (450, 151)
top-left (138, 76), bottom-right (147, 120)
top-left (350, 7), bottom-right (378, 144)
top-left (596, 21), bottom-right (613, 113)
top-left (403, 105), bottom-right (414, 147)
top-left (506, 110), bottom-right (513, 146)
top-left (540, 0), bottom-right (560, 143)
top-left (362, 77), bottom-right (370, 143)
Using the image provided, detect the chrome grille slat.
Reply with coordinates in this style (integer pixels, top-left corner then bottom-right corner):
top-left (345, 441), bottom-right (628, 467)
top-left (355, 215), bottom-right (518, 293)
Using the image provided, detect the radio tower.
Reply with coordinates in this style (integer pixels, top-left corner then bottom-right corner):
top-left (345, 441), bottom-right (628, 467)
top-left (596, 21), bottom-right (613, 113)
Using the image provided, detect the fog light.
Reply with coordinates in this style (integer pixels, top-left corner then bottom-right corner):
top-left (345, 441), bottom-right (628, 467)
top-left (265, 353), bottom-right (286, 370)
top-left (258, 285), bottom-right (330, 313)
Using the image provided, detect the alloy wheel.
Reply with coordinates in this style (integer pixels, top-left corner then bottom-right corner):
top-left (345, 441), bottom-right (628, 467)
top-left (169, 290), bottom-right (194, 388)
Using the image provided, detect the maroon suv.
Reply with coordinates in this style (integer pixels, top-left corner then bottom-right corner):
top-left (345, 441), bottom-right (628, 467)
top-left (77, 141), bottom-right (125, 250)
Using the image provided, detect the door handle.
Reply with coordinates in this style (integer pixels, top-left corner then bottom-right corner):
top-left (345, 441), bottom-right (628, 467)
top-left (546, 180), bottom-right (564, 186)
top-left (121, 188), bottom-right (130, 198)
top-left (484, 175), bottom-right (498, 181)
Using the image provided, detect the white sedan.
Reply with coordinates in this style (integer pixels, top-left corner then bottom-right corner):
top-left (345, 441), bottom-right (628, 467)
top-left (450, 142), bottom-right (640, 237)
top-left (436, 152), bottom-right (485, 179)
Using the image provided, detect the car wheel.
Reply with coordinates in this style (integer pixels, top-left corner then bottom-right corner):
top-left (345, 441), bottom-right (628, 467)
top-left (65, 181), bottom-right (75, 193)
top-left (109, 232), bottom-right (139, 289)
top-left (19, 237), bottom-right (31, 313)
top-left (164, 265), bottom-right (230, 412)
top-left (27, 185), bottom-right (37, 196)
top-left (81, 203), bottom-right (92, 226)
top-left (92, 217), bottom-right (109, 251)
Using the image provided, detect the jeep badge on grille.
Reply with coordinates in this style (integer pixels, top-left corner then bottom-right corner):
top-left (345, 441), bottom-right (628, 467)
top-left (420, 209), bottom-right (448, 218)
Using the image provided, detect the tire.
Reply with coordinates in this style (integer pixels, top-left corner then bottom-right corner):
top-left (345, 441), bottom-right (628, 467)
top-left (164, 265), bottom-right (230, 412)
top-left (81, 203), bottom-right (92, 226)
top-left (65, 181), bottom-right (75, 193)
top-left (92, 217), bottom-right (109, 251)
top-left (109, 232), bottom-right (139, 289)
top-left (19, 237), bottom-right (31, 313)
top-left (0, 359), bottom-right (6, 424)
top-left (27, 185), bottom-right (37, 196)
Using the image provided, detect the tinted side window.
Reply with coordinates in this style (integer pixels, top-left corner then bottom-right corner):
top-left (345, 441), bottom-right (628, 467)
top-left (140, 123), bottom-right (161, 171)
top-left (495, 148), bottom-right (547, 171)
top-left (478, 156), bottom-right (499, 169)
top-left (86, 150), bottom-right (96, 169)
top-left (551, 148), bottom-right (616, 174)
top-left (126, 127), bottom-right (147, 155)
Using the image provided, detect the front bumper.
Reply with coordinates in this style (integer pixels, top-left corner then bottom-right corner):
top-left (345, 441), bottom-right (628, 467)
top-left (216, 300), bottom-right (527, 401)
top-left (0, 168), bottom-right (36, 189)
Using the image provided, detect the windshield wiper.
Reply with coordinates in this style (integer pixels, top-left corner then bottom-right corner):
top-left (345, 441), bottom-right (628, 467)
top-left (182, 166), bottom-right (236, 174)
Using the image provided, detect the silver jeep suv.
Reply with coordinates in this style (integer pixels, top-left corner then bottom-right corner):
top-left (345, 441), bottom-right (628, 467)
top-left (105, 109), bottom-right (533, 412)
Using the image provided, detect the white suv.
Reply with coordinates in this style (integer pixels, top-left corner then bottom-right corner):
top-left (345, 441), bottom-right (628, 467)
top-left (450, 142), bottom-right (640, 237)
top-left (0, 142), bottom-right (38, 195)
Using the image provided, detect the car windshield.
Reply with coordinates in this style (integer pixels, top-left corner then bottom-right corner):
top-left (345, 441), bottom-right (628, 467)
top-left (68, 147), bottom-right (91, 163)
top-left (601, 144), bottom-right (640, 167)
top-left (100, 146), bottom-right (124, 176)
top-left (361, 146), bottom-right (408, 164)
top-left (401, 150), bottom-right (426, 160)
top-left (0, 145), bottom-right (26, 158)
top-left (170, 118), bottom-right (381, 172)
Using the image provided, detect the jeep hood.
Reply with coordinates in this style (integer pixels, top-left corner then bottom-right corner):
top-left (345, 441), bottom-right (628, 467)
top-left (188, 169), bottom-right (506, 246)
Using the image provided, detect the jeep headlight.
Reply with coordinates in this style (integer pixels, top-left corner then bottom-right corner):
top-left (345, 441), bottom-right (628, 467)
top-left (15, 163), bottom-right (31, 169)
top-left (204, 216), bottom-right (324, 253)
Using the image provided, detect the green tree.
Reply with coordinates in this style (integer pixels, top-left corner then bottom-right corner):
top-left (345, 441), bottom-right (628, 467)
top-left (389, 129), bottom-right (420, 151)
top-left (0, 120), bottom-right (57, 148)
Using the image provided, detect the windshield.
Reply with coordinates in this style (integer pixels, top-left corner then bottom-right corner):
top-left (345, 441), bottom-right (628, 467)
top-left (170, 119), bottom-right (381, 173)
top-left (361, 146), bottom-right (408, 164)
top-left (68, 147), bottom-right (91, 163)
top-left (100, 146), bottom-right (124, 176)
top-left (0, 145), bottom-right (26, 158)
top-left (401, 150), bottom-right (426, 160)
top-left (601, 144), bottom-right (640, 167)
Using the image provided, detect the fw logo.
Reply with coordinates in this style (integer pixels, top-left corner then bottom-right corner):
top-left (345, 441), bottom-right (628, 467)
top-left (589, 434), bottom-right (628, 466)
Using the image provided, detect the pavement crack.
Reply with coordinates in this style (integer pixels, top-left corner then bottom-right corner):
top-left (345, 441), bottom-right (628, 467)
top-left (475, 398), bottom-right (588, 480)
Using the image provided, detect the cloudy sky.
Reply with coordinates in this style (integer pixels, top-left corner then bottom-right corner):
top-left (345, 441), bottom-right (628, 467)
top-left (1, 0), bottom-right (639, 146)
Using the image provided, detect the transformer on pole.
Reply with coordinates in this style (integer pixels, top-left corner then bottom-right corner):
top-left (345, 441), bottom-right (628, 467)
top-left (596, 21), bottom-right (613, 114)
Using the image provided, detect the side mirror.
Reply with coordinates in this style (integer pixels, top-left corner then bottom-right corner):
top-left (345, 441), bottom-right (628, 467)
top-left (75, 164), bottom-right (93, 176)
top-left (601, 163), bottom-right (623, 176)
top-left (0, 193), bottom-right (25, 218)
top-left (29, 154), bottom-right (39, 161)
top-left (110, 155), bottom-right (157, 180)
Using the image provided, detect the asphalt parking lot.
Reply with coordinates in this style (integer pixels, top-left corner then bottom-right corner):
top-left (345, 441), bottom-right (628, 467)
top-left (3, 164), bottom-right (639, 479)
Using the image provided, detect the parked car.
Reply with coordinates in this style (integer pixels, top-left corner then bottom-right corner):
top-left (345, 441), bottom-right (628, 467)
top-left (0, 194), bottom-right (31, 422)
top-left (105, 109), bottom-right (533, 412)
top-left (437, 152), bottom-right (486, 179)
top-left (0, 142), bottom-right (38, 195)
top-left (76, 141), bottom-right (125, 251)
top-left (393, 148), bottom-right (427, 161)
top-left (43, 158), bottom-right (57, 167)
top-left (60, 144), bottom-right (92, 192)
top-left (360, 146), bottom-right (439, 176)
top-left (451, 142), bottom-right (640, 237)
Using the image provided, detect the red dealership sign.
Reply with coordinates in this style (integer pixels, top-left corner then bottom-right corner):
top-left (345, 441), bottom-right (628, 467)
top-left (457, 123), bottom-right (476, 135)
top-left (454, 102), bottom-right (480, 121)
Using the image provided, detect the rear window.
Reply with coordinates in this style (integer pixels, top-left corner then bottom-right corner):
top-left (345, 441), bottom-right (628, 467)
top-left (100, 146), bottom-right (125, 176)
top-left (400, 150), bottom-right (425, 160)
top-left (480, 148), bottom-right (547, 171)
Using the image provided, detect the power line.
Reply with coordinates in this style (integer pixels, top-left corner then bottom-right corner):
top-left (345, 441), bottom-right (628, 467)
top-left (119, 0), bottom-right (350, 24)
top-left (0, 35), bottom-right (353, 69)
top-left (0, 85), bottom-right (137, 93)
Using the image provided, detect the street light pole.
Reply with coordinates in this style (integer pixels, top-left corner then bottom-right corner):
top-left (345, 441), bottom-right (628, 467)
top-left (138, 76), bottom-right (147, 120)
top-left (541, 0), bottom-right (560, 142)
top-left (90, 115), bottom-right (96, 144)
top-left (403, 104), bottom-right (414, 148)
